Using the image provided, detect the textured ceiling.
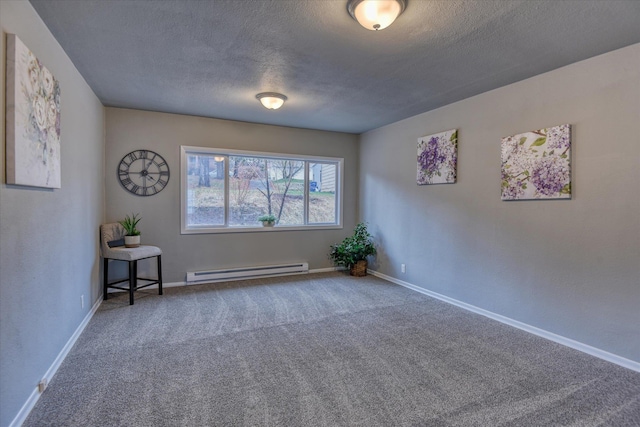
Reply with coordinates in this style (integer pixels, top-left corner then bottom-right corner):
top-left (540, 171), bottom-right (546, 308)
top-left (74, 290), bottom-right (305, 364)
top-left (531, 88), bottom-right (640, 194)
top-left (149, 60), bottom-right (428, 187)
top-left (30, 0), bottom-right (640, 134)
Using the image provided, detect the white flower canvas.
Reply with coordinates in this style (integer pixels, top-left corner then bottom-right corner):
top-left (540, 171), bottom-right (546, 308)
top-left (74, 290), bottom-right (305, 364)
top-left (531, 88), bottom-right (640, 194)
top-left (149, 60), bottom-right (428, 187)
top-left (417, 129), bottom-right (457, 185)
top-left (501, 124), bottom-right (571, 200)
top-left (6, 34), bottom-right (61, 189)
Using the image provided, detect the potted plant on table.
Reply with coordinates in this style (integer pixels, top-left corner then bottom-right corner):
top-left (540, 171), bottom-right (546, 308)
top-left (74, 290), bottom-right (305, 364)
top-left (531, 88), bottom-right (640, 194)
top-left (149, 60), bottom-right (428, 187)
top-left (329, 222), bottom-right (377, 276)
top-left (258, 214), bottom-right (277, 227)
top-left (119, 213), bottom-right (141, 248)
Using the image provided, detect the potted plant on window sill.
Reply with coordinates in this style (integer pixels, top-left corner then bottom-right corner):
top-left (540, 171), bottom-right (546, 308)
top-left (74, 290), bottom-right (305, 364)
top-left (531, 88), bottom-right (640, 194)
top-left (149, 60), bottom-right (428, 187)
top-left (328, 222), bottom-right (377, 276)
top-left (258, 214), bottom-right (277, 227)
top-left (119, 213), bottom-right (142, 248)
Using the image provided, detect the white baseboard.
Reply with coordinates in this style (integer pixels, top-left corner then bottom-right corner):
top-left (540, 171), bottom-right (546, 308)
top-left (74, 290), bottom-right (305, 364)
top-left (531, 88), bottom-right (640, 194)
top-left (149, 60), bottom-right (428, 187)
top-left (369, 270), bottom-right (640, 373)
top-left (9, 295), bottom-right (103, 427)
top-left (309, 267), bottom-right (343, 273)
top-left (155, 280), bottom-right (187, 289)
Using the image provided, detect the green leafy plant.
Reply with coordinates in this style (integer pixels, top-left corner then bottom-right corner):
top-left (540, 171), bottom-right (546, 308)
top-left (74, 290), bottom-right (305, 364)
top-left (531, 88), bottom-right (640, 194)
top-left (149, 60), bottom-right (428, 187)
top-left (119, 213), bottom-right (141, 236)
top-left (258, 214), bottom-right (276, 223)
top-left (328, 222), bottom-right (377, 268)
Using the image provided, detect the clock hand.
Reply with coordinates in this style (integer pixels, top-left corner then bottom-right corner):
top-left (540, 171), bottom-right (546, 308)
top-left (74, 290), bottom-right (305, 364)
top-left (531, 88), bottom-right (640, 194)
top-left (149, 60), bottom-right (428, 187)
top-left (146, 154), bottom-right (156, 168)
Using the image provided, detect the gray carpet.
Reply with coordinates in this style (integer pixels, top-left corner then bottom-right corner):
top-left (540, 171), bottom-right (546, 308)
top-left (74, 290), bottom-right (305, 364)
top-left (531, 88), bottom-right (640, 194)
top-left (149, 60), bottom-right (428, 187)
top-left (24, 272), bottom-right (640, 426)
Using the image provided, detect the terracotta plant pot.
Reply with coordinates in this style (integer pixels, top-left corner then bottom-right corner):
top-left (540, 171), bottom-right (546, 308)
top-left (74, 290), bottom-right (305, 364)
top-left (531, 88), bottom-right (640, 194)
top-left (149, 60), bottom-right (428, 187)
top-left (124, 235), bottom-right (140, 248)
top-left (261, 221), bottom-right (275, 227)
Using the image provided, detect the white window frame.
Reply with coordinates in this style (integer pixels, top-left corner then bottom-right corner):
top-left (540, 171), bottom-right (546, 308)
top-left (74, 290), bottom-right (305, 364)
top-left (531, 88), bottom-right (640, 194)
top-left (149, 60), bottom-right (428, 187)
top-left (181, 146), bottom-right (344, 234)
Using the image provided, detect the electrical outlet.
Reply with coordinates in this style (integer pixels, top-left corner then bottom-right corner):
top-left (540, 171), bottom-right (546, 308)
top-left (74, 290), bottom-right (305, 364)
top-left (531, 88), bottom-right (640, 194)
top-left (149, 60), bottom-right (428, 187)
top-left (81, 295), bottom-right (84, 309)
top-left (401, 263), bottom-right (406, 273)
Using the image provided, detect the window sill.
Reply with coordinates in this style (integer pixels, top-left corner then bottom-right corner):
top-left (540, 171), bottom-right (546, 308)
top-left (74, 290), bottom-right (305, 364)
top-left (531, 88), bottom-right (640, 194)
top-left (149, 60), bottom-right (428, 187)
top-left (181, 224), bottom-right (343, 235)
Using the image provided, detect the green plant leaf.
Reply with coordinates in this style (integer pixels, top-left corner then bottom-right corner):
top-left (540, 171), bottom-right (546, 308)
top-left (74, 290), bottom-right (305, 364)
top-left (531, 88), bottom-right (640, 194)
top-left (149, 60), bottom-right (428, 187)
top-left (519, 137), bottom-right (527, 145)
top-left (530, 137), bottom-right (546, 147)
top-left (119, 213), bottom-right (141, 236)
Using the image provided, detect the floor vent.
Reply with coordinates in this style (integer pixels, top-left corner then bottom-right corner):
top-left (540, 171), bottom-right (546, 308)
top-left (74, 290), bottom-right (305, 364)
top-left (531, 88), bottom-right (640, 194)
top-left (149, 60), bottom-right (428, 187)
top-left (186, 262), bottom-right (309, 283)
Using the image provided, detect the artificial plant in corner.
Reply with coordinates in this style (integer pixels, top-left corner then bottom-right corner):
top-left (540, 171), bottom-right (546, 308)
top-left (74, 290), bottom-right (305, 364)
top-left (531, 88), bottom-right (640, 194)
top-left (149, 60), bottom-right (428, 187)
top-left (119, 213), bottom-right (141, 248)
top-left (328, 222), bottom-right (377, 276)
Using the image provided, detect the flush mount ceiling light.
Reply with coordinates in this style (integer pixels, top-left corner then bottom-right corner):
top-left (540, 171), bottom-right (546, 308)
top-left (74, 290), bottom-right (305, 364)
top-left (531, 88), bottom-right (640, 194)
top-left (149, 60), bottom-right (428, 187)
top-left (347, 0), bottom-right (406, 31)
top-left (256, 92), bottom-right (288, 110)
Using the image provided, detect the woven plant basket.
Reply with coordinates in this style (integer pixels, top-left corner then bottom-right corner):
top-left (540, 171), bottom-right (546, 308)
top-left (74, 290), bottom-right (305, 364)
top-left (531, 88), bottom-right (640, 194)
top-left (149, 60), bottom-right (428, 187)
top-left (350, 260), bottom-right (368, 277)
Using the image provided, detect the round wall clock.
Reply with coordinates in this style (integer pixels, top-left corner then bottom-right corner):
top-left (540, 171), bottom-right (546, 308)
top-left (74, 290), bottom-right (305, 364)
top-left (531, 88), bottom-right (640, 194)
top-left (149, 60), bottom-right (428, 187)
top-left (118, 150), bottom-right (170, 196)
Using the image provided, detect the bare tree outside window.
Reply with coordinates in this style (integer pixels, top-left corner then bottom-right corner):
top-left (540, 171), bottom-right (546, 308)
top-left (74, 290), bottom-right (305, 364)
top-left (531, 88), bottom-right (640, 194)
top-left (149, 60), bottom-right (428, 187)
top-left (256, 159), bottom-right (304, 225)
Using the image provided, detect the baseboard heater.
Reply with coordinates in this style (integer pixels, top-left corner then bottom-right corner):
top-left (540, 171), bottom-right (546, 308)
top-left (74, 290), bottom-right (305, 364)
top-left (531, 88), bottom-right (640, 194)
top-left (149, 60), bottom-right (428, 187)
top-left (186, 262), bottom-right (309, 284)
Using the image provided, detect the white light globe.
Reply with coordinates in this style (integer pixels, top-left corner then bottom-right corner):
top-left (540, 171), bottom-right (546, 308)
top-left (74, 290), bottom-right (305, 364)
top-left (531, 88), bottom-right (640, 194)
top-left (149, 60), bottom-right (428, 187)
top-left (353, 0), bottom-right (403, 31)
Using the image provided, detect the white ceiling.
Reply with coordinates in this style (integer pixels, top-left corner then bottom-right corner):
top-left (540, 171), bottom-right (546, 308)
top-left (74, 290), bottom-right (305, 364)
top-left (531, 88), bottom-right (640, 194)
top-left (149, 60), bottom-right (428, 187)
top-left (30, 0), bottom-right (640, 134)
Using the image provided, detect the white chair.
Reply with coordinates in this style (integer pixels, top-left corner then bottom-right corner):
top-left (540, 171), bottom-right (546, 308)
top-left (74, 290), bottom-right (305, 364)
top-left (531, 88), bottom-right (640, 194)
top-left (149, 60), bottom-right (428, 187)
top-left (100, 223), bottom-right (163, 305)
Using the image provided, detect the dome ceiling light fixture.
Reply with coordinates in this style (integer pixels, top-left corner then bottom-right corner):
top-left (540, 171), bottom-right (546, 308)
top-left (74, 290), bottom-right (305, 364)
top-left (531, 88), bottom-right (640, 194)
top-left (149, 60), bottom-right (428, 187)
top-left (347, 0), bottom-right (407, 31)
top-left (256, 92), bottom-right (288, 110)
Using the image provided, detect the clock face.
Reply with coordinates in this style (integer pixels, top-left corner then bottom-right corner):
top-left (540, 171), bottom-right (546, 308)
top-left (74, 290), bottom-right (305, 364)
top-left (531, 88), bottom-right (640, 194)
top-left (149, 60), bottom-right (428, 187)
top-left (118, 150), bottom-right (169, 196)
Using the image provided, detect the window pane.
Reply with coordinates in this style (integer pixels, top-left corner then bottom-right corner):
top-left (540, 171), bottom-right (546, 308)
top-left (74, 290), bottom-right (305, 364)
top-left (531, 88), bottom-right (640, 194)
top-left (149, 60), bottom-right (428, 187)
top-left (267, 159), bottom-right (304, 225)
top-left (186, 154), bottom-right (225, 226)
top-left (309, 162), bottom-right (337, 224)
top-left (228, 156), bottom-right (266, 226)
top-left (238, 158), bottom-right (304, 226)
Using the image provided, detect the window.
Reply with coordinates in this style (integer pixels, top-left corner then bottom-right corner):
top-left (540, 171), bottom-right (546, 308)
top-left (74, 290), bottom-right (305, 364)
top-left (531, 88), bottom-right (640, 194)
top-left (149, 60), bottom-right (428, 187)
top-left (181, 146), bottom-right (343, 233)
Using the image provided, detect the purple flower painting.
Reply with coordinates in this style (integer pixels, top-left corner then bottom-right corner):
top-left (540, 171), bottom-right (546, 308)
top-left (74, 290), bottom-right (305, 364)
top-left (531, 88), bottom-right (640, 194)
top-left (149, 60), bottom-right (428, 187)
top-left (6, 34), bottom-right (61, 189)
top-left (501, 124), bottom-right (571, 200)
top-left (417, 129), bottom-right (457, 185)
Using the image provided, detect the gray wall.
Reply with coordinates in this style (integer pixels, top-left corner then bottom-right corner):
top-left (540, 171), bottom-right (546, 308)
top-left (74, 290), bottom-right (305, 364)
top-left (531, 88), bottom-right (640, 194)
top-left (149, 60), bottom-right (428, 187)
top-left (0, 2), bottom-right (105, 426)
top-left (359, 43), bottom-right (640, 362)
top-left (105, 108), bottom-right (358, 283)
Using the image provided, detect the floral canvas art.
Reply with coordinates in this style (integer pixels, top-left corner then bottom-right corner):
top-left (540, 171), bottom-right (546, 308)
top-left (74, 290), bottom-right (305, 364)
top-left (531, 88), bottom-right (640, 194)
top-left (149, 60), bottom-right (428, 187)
top-left (417, 129), bottom-right (457, 185)
top-left (6, 34), bottom-right (61, 188)
top-left (501, 124), bottom-right (571, 200)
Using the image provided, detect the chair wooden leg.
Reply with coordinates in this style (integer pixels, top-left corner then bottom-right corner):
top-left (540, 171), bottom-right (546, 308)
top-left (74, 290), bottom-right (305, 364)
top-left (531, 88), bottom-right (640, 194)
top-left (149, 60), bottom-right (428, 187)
top-left (128, 260), bottom-right (136, 305)
top-left (103, 258), bottom-right (109, 301)
top-left (157, 255), bottom-right (163, 295)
